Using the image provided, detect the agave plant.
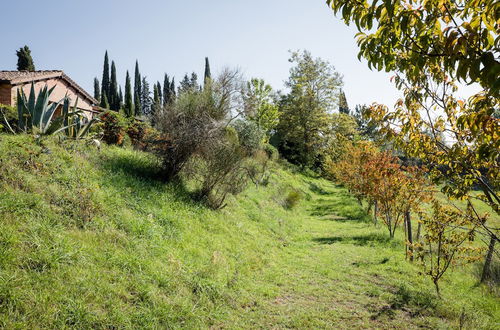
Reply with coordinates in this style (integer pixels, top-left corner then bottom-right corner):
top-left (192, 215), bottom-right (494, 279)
top-left (16, 82), bottom-right (98, 137)
top-left (61, 97), bottom-right (100, 139)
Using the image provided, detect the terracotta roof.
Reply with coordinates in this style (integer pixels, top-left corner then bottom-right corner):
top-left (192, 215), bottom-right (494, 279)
top-left (0, 70), bottom-right (98, 105)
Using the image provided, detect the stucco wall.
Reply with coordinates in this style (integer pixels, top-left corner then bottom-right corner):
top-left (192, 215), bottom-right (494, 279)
top-left (10, 78), bottom-right (95, 119)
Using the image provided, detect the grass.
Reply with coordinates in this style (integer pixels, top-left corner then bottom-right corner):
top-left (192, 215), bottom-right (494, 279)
top-left (0, 134), bottom-right (498, 328)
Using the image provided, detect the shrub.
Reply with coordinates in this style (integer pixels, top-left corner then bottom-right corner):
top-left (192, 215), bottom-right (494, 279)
top-left (126, 120), bottom-right (147, 146)
top-left (284, 190), bottom-right (302, 209)
top-left (263, 143), bottom-right (279, 161)
top-left (0, 104), bottom-right (17, 133)
top-left (100, 111), bottom-right (127, 145)
top-left (231, 120), bottom-right (264, 155)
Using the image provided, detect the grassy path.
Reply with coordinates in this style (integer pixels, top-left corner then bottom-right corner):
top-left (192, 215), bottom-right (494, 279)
top-left (225, 180), bottom-right (498, 329)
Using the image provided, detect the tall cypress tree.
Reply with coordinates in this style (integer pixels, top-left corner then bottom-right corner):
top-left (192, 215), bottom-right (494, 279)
top-left (156, 82), bottom-right (162, 105)
top-left (16, 46), bottom-right (35, 71)
top-left (124, 71), bottom-right (134, 117)
top-left (338, 89), bottom-right (350, 115)
top-left (140, 77), bottom-right (151, 116)
top-left (204, 57), bottom-right (211, 86)
top-left (93, 78), bottom-right (100, 102)
top-left (163, 74), bottom-right (170, 106)
top-left (170, 77), bottom-right (176, 102)
top-left (109, 61), bottom-right (120, 110)
top-left (119, 86), bottom-right (123, 110)
top-left (134, 60), bottom-right (142, 114)
top-left (100, 51), bottom-right (110, 108)
top-left (153, 84), bottom-right (159, 108)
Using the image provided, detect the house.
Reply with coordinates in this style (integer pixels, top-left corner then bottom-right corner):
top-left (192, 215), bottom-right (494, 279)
top-left (0, 70), bottom-right (99, 120)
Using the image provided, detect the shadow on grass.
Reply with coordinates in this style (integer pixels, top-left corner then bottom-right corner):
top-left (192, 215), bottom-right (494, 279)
top-left (310, 197), bottom-right (370, 222)
top-left (313, 233), bottom-right (397, 247)
top-left (98, 150), bottom-right (199, 206)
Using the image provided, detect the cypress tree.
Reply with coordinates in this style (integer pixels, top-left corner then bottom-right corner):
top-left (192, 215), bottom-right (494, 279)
top-left (101, 51), bottom-right (110, 106)
top-left (134, 60), bottom-right (142, 114)
top-left (109, 61), bottom-right (120, 110)
top-left (338, 89), bottom-right (350, 115)
top-left (156, 82), bottom-right (162, 105)
top-left (119, 86), bottom-right (123, 110)
top-left (153, 84), bottom-right (159, 109)
top-left (124, 71), bottom-right (134, 117)
top-left (204, 57), bottom-right (211, 86)
top-left (16, 46), bottom-right (35, 71)
top-left (101, 94), bottom-right (109, 109)
top-left (134, 91), bottom-right (141, 116)
top-left (163, 74), bottom-right (170, 105)
top-left (170, 77), bottom-right (176, 102)
top-left (140, 77), bottom-right (151, 116)
top-left (93, 78), bottom-right (100, 102)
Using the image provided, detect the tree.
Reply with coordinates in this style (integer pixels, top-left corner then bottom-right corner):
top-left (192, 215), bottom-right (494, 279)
top-left (93, 78), bottom-right (100, 102)
top-left (275, 50), bottom-right (343, 168)
top-left (124, 71), bottom-right (133, 117)
top-left (109, 61), bottom-right (120, 110)
top-left (170, 78), bottom-right (176, 102)
top-left (243, 78), bottom-right (280, 141)
top-left (140, 77), bottom-right (151, 116)
top-left (338, 89), bottom-right (349, 114)
top-left (100, 51), bottom-right (110, 108)
top-left (204, 57), bottom-right (211, 86)
top-left (163, 74), bottom-right (171, 106)
top-left (134, 60), bottom-right (142, 115)
top-left (16, 46), bottom-right (35, 71)
top-left (352, 104), bottom-right (378, 140)
top-left (119, 86), bottom-right (123, 110)
top-left (156, 81), bottom-right (162, 106)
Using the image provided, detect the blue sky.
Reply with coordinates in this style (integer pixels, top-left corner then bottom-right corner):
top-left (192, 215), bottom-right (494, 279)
top-left (0, 0), bottom-right (401, 108)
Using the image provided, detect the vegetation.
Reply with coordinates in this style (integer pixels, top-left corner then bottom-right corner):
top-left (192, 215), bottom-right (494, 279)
top-left (0, 134), bottom-right (498, 328)
top-left (16, 45), bottom-right (35, 71)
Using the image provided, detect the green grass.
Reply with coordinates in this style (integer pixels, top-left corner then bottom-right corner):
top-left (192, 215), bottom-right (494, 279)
top-left (0, 134), bottom-right (498, 328)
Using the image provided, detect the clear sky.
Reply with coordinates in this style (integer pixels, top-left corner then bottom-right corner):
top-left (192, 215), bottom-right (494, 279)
top-left (0, 0), bottom-right (401, 108)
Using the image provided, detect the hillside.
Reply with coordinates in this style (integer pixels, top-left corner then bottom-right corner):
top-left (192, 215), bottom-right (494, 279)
top-left (0, 134), bottom-right (498, 328)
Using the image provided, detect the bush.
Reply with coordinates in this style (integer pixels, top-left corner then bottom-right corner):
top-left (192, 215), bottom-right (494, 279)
top-left (126, 120), bottom-right (147, 146)
top-left (263, 143), bottom-right (279, 161)
top-left (231, 120), bottom-right (264, 155)
top-left (100, 111), bottom-right (127, 145)
top-left (0, 104), bottom-right (17, 133)
top-left (284, 190), bottom-right (302, 209)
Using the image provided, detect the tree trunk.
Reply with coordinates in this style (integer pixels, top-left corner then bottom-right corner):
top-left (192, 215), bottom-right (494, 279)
top-left (373, 201), bottom-right (378, 226)
top-left (416, 221), bottom-right (422, 242)
top-left (481, 234), bottom-right (496, 283)
top-left (405, 210), bottom-right (413, 262)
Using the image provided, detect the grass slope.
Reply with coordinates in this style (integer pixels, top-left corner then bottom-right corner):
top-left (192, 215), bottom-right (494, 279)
top-left (0, 134), bottom-right (498, 328)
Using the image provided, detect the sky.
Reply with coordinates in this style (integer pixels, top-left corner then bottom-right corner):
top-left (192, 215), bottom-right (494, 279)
top-left (0, 0), bottom-right (402, 108)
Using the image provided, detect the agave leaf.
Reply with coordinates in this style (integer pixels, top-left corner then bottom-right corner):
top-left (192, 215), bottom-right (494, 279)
top-left (43, 115), bottom-right (65, 135)
top-left (27, 83), bottom-right (36, 117)
top-left (34, 85), bottom-right (49, 129)
top-left (76, 117), bottom-right (100, 138)
top-left (17, 89), bottom-right (31, 131)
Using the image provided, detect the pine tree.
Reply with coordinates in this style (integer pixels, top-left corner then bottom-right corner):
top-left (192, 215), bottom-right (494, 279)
top-left (16, 46), bottom-right (35, 71)
top-left (190, 72), bottom-right (199, 90)
top-left (163, 74), bottom-right (170, 106)
top-left (134, 60), bottom-right (142, 114)
top-left (94, 78), bottom-right (100, 101)
top-left (109, 61), bottom-right (120, 110)
top-left (124, 71), bottom-right (134, 117)
top-left (101, 51), bottom-right (110, 106)
top-left (204, 57), bottom-right (211, 86)
top-left (338, 89), bottom-right (349, 115)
